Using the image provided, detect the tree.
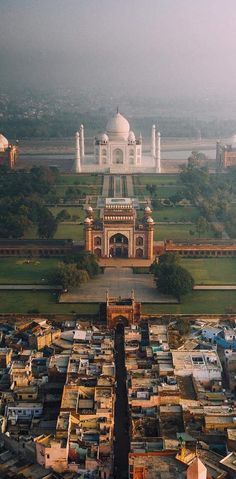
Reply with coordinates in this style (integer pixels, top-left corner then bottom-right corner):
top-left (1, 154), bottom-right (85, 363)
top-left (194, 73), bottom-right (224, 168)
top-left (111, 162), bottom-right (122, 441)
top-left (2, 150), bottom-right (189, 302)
top-left (151, 253), bottom-right (194, 300)
top-left (53, 263), bottom-right (89, 288)
top-left (56, 209), bottom-right (71, 222)
top-left (37, 210), bottom-right (58, 238)
top-left (64, 252), bottom-right (99, 277)
top-left (195, 216), bottom-right (208, 238)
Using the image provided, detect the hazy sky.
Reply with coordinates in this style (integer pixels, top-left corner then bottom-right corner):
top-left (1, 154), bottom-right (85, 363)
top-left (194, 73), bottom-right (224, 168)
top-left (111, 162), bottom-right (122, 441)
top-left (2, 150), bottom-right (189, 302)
top-left (1, 0), bottom-right (236, 98)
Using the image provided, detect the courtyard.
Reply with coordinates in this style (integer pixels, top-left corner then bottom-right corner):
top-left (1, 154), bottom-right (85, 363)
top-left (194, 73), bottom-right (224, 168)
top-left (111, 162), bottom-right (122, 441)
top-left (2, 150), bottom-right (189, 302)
top-left (59, 267), bottom-right (177, 304)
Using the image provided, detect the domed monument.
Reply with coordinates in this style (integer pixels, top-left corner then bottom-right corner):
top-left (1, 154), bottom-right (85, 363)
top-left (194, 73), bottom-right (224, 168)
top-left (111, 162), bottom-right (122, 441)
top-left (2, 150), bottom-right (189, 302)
top-left (75, 109), bottom-right (161, 173)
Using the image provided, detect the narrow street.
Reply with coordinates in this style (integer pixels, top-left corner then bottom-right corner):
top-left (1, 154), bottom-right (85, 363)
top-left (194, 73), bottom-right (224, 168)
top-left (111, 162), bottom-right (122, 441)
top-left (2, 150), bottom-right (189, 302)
top-left (114, 324), bottom-right (130, 479)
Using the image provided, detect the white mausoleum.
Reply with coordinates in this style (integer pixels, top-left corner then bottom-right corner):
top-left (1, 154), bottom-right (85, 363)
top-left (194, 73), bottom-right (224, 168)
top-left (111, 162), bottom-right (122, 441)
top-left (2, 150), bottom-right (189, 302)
top-left (75, 110), bottom-right (161, 173)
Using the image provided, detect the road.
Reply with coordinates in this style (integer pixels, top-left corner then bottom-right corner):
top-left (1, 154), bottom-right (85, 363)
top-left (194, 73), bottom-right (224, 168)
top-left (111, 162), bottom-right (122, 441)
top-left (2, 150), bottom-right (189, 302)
top-left (114, 325), bottom-right (130, 478)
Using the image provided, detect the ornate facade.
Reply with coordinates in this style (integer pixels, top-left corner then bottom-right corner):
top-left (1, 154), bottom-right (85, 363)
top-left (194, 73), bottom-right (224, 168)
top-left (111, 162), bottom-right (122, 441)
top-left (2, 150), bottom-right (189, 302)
top-left (75, 110), bottom-right (161, 173)
top-left (84, 198), bottom-right (154, 260)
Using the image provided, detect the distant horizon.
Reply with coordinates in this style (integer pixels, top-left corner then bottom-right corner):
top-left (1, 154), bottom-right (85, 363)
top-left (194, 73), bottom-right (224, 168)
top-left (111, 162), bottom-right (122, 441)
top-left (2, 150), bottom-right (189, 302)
top-left (1, 0), bottom-right (236, 104)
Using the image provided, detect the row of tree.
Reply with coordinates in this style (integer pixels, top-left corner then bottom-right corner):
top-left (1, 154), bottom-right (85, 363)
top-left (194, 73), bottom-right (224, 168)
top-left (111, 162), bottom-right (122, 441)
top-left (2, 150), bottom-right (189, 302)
top-left (151, 253), bottom-right (194, 301)
top-left (0, 166), bottom-right (59, 238)
top-left (51, 252), bottom-right (99, 289)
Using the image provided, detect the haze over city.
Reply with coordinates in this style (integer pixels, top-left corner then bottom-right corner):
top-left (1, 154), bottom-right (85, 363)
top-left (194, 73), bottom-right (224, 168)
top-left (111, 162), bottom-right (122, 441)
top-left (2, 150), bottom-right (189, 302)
top-left (1, 0), bottom-right (236, 101)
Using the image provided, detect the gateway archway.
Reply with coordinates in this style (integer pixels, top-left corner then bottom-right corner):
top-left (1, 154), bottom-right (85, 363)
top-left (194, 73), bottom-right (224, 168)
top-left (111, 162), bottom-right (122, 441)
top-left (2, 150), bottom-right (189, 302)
top-left (109, 233), bottom-right (128, 258)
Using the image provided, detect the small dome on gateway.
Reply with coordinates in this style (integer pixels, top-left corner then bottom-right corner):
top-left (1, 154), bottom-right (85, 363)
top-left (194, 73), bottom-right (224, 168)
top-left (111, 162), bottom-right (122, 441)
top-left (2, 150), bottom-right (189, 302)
top-left (87, 206), bottom-right (93, 212)
top-left (84, 217), bottom-right (91, 224)
top-left (145, 206), bottom-right (152, 213)
top-left (106, 111), bottom-right (130, 141)
top-left (0, 134), bottom-right (9, 151)
top-left (146, 216), bottom-right (154, 223)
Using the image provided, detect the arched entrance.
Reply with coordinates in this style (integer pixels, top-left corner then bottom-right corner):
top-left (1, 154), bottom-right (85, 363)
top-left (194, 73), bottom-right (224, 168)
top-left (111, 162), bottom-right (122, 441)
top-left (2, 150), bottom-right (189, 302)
top-left (113, 148), bottom-right (124, 164)
top-left (109, 233), bottom-right (128, 258)
top-left (114, 316), bottom-right (129, 329)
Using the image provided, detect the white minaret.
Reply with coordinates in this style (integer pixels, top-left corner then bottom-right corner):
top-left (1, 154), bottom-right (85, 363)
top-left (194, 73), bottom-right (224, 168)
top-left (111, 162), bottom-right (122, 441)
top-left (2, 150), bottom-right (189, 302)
top-left (75, 131), bottom-right (81, 173)
top-left (152, 124), bottom-right (156, 158)
top-left (80, 124), bottom-right (85, 159)
top-left (155, 131), bottom-right (161, 173)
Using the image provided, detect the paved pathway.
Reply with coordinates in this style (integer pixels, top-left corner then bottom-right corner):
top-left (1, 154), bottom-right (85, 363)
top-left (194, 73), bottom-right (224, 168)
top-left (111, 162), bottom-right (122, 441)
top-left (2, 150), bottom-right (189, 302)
top-left (59, 268), bottom-right (177, 303)
top-left (102, 175), bottom-right (109, 197)
top-left (126, 175), bottom-right (134, 196)
top-left (194, 285), bottom-right (236, 290)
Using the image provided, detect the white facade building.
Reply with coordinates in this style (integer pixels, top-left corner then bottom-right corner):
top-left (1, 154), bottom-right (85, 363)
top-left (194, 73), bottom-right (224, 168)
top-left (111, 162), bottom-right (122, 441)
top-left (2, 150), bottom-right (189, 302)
top-left (74, 110), bottom-right (161, 173)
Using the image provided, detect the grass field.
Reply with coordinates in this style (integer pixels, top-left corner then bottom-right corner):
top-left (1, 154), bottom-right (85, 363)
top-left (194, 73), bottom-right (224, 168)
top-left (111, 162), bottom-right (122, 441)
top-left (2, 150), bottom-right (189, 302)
top-left (133, 174), bottom-right (178, 186)
top-left (58, 174), bottom-right (103, 186)
top-left (180, 258), bottom-right (236, 285)
top-left (141, 290), bottom-right (236, 314)
top-left (0, 291), bottom-right (99, 314)
top-left (0, 258), bottom-right (59, 284)
top-left (154, 224), bottom-right (214, 241)
top-left (49, 206), bottom-right (85, 220)
top-left (152, 206), bottom-right (199, 222)
top-left (135, 185), bottom-right (183, 198)
top-left (53, 185), bottom-right (102, 196)
top-left (0, 289), bottom-right (234, 315)
top-left (25, 224), bottom-right (84, 241)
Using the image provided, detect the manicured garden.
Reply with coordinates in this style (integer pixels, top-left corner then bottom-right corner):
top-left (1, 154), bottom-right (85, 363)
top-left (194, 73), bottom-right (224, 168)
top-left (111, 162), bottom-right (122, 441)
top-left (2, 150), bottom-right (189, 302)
top-left (58, 174), bottom-right (103, 186)
top-left (180, 258), bottom-right (236, 285)
top-left (0, 291), bottom-right (99, 314)
top-left (154, 224), bottom-right (214, 241)
top-left (152, 206), bottom-right (199, 222)
top-left (142, 290), bottom-right (236, 314)
top-left (0, 258), bottom-right (59, 284)
top-left (25, 223), bottom-right (84, 240)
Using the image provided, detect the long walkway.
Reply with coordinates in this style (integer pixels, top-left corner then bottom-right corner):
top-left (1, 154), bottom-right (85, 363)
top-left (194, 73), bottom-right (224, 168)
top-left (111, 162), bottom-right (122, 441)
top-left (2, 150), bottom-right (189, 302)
top-left (114, 325), bottom-right (129, 478)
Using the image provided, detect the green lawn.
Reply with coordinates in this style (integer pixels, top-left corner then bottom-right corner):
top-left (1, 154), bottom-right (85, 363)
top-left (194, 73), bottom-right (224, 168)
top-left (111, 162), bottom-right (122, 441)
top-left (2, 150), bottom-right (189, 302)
top-left (0, 258), bottom-right (59, 284)
top-left (154, 224), bottom-right (214, 241)
top-left (133, 174), bottom-right (178, 186)
top-left (0, 291), bottom-right (99, 314)
top-left (25, 224), bottom-right (84, 241)
top-left (0, 289), bottom-right (235, 315)
top-left (49, 206), bottom-right (85, 220)
top-left (58, 174), bottom-right (103, 186)
top-left (135, 185), bottom-right (183, 198)
top-left (53, 185), bottom-right (102, 196)
top-left (180, 258), bottom-right (236, 285)
top-left (152, 206), bottom-right (199, 222)
top-left (54, 224), bottom-right (84, 240)
top-left (142, 290), bottom-right (236, 314)
top-left (49, 206), bottom-right (99, 220)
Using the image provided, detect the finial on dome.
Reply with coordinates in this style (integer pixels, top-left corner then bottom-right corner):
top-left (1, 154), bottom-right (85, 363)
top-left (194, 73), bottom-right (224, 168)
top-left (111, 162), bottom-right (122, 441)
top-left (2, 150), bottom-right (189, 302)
top-left (117, 106), bottom-right (119, 114)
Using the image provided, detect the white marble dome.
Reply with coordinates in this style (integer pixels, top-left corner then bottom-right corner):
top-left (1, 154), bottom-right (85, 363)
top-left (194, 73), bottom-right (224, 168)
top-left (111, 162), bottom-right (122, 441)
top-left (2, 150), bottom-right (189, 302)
top-left (0, 134), bottom-right (9, 151)
top-left (84, 217), bottom-right (91, 224)
top-left (145, 206), bottom-right (152, 213)
top-left (106, 112), bottom-right (130, 141)
top-left (146, 216), bottom-right (154, 223)
top-left (87, 206), bottom-right (93, 213)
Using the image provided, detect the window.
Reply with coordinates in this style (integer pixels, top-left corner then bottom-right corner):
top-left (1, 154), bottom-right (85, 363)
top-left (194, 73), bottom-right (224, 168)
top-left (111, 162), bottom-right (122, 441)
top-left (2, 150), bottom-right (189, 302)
top-left (94, 237), bottom-right (101, 246)
top-left (136, 236), bottom-right (143, 246)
